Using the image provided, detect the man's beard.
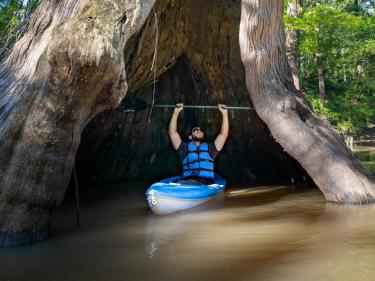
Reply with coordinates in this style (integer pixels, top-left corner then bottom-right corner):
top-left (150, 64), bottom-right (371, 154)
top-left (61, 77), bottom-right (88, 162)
top-left (192, 135), bottom-right (204, 141)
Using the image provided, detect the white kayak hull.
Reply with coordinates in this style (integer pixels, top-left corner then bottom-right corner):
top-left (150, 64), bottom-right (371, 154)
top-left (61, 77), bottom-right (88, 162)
top-left (147, 193), bottom-right (217, 215)
top-left (146, 173), bottom-right (226, 215)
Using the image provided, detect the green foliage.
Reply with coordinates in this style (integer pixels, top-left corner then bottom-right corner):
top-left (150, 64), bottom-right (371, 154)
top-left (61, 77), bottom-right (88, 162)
top-left (0, 0), bottom-right (40, 61)
top-left (0, 0), bottom-right (22, 37)
top-left (286, 1), bottom-right (375, 135)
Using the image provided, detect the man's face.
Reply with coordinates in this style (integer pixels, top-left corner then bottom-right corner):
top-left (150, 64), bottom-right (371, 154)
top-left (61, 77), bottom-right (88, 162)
top-left (190, 127), bottom-right (205, 141)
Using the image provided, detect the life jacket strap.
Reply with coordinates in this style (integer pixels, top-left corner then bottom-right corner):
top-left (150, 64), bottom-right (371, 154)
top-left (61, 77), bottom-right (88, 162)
top-left (183, 167), bottom-right (214, 172)
top-left (184, 159), bottom-right (214, 165)
top-left (187, 149), bottom-right (209, 153)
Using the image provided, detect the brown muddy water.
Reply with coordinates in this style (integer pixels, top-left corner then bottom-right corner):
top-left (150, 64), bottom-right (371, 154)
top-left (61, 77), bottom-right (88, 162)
top-left (0, 146), bottom-right (375, 281)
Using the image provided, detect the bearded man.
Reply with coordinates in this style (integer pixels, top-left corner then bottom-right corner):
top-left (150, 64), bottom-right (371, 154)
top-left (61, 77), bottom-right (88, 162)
top-left (168, 103), bottom-right (229, 184)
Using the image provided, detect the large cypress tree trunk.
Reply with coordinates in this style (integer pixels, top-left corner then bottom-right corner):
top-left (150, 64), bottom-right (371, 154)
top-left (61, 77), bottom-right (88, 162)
top-left (239, 0), bottom-right (375, 204)
top-left (0, 0), bottom-right (155, 246)
top-left (1, 0), bottom-right (374, 247)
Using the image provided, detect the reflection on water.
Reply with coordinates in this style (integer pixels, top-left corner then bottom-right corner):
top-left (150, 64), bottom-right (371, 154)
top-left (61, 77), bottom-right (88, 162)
top-left (1, 182), bottom-right (375, 281)
top-left (145, 193), bottom-right (225, 258)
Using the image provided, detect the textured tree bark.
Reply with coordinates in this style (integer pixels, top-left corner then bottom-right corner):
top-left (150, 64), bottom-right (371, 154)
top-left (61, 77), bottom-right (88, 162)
top-left (1, 0), bottom-right (373, 248)
top-left (0, 0), bottom-right (155, 246)
top-left (239, 0), bottom-right (375, 204)
top-left (286, 0), bottom-right (301, 90)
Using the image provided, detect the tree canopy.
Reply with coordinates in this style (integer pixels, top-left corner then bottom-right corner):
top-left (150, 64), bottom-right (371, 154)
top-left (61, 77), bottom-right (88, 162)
top-left (286, 1), bottom-right (375, 135)
top-left (0, 0), bottom-right (40, 61)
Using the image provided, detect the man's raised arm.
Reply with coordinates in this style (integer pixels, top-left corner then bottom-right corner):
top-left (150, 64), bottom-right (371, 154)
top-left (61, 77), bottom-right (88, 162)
top-left (168, 103), bottom-right (184, 150)
top-left (214, 104), bottom-right (229, 151)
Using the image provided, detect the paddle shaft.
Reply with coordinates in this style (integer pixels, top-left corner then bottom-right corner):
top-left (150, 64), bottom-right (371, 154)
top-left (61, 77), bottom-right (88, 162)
top-left (151, 104), bottom-right (254, 110)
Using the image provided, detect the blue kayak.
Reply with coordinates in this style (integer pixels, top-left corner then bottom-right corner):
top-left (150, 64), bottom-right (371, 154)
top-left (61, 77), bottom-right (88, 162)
top-left (146, 173), bottom-right (226, 215)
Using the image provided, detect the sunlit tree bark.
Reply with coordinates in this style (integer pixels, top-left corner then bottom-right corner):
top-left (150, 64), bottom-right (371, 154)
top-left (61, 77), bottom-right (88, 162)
top-left (0, 0), bottom-right (155, 246)
top-left (239, 0), bottom-right (375, 204)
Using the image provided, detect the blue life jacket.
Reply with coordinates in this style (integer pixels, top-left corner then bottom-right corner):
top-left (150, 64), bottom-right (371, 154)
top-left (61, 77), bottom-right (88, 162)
top-left (182, 142), bottom-right (214, 179)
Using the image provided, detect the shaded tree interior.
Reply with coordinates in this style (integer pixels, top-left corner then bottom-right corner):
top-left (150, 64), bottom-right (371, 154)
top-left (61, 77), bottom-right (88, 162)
top-left (73, 0), bottom-right (308, 192)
